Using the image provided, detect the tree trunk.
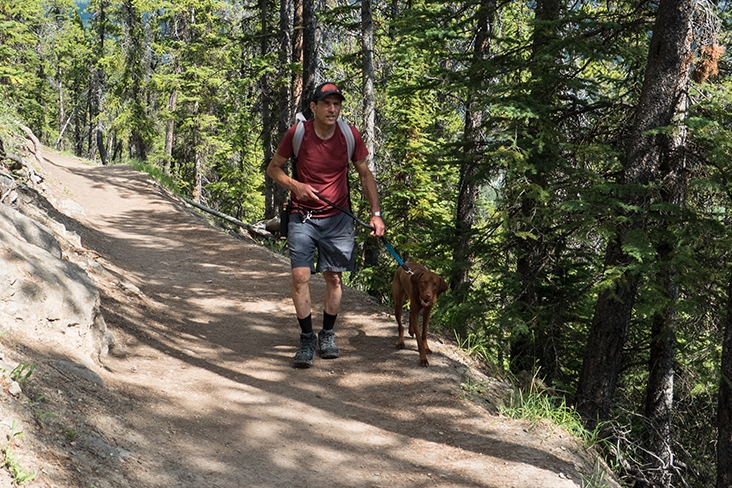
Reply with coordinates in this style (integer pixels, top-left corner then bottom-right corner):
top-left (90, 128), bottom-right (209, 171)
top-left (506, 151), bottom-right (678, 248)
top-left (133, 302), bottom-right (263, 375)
top-left (164, 76), bottom-right (178, 177)
top-left (93, 70), bottom-right (108, 166)
top-left (260, 0), bottom-right (273, 164)
top-left (451, 0), bottom-right (494, 308)
top-left (510, 0), bottom-right (561, 376)
top-left (57, 66), bottom-right (65, 152)
top-left (361, 0), bottom-right (380, 271)
top-left (300, 0), bottom-right (316, 113)
top-left (576, 0), bottom-right (694, 425)
top-left (264, 0), bottom-right (294, 220)
top-left (122, 0), bottom-right (147, 161)
top-left (259, 0), bottom-right (276, 215)
top-left (644, 267), bottom-right (676, 487)
top-left (89, 0), bottom-right (108, 165)
top-left (278, 0), bottom-right (292, 139)
top-left (292, 0), bottom-right (303, 108)
top-left (193, 100), bottom-right (202, 203)
top-left (718, 275), bottom-right (732, 487)
top-left (361, 0), bottom-right (375, 174)
top-left (642, 55), bottom-right (690, 487)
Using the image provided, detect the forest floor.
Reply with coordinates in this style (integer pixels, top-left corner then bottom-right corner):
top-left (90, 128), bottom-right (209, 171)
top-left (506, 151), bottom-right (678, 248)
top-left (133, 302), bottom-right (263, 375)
top-left (0, 149), bottom-right (620, 487)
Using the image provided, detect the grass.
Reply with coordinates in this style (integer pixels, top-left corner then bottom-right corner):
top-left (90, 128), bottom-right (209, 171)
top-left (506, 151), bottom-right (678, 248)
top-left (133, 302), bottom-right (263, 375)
top-left (125, 159), bottom-right (180, 194)
top-left (499, 375), bottom-right (591, 442)
top-left (10, 362), bottom-right (35, 384)
top-left (1, 421), bottom-right (36, 484)
top-left (495, 374), bottom-right (615, 488)
top-left (62, 426), bottom-right (79, 442)
top-left (454, 330), bottom-right (494, 364)
top-left (2, 448), bottom-right (36, 484)
top-left (454, 344), bottom-right (615, 488)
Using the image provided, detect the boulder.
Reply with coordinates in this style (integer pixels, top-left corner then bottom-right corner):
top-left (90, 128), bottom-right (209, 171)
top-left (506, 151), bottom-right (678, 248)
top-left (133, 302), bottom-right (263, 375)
top-left (0, 203), bottom-right (112, 361)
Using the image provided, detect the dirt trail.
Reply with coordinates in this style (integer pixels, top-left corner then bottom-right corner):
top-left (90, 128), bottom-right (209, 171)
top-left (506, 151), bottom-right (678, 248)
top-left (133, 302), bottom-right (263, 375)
top-left (16, 150), bottom-right (606, 487)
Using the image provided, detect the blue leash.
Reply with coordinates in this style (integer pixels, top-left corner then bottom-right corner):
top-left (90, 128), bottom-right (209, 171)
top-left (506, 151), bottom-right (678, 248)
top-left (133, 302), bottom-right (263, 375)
top-left (315, 196), bottom-right (412, 273)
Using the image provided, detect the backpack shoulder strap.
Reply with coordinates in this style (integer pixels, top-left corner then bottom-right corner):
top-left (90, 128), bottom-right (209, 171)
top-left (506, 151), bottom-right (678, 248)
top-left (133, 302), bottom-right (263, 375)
top-left (292, 120), bottom-right (305, 157)
top-left (293, 118), bottom-right (354, 162)
top-left (338, 119), bottom-right (355, 162)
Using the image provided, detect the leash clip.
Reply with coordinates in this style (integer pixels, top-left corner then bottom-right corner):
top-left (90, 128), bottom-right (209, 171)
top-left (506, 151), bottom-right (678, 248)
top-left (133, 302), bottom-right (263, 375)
top-left (303, 210), bottom-right (313, 223)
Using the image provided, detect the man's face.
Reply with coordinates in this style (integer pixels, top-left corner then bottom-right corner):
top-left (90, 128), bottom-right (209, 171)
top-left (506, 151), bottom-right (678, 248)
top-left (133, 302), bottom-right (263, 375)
top-left (311, 95), bottom-right (342, 127)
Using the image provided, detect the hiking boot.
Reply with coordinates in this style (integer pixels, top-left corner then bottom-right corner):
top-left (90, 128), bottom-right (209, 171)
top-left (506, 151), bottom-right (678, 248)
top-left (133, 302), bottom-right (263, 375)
top-left (293, 332), bottom-right (317, 368)
top-left (318, 329), bottom-right (339, 359)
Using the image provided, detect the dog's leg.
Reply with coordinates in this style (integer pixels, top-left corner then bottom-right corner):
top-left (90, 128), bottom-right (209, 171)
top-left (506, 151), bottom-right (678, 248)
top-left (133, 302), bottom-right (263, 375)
top-left (408, 296), bottom-right (418, 337)
top-left (413, 306), bottom-right (433, 366)
top-left (409, 306), bottom-right (429, 366)
top-left (422, 308), bottom-right (432, 356)
top-left (395, 305), bottom-right (406, 349)
top-left (394, 291), bottom-right (406, 350)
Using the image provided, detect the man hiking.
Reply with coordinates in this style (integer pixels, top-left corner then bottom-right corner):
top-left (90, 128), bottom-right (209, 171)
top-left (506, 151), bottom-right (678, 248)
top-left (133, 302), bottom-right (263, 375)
top-left (266, 82), bottom-right (386, 368)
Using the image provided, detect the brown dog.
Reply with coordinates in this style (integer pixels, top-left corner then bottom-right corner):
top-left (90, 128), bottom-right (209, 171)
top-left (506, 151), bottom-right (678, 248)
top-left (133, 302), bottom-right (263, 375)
top-left (392, 261), bottom-right (448, 366)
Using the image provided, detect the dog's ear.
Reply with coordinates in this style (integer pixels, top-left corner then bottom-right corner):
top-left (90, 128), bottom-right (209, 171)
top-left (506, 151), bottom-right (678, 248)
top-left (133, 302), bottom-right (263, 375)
top-left (411, 271), bottom-right (424, 287)
top-left (437, 276), bottom-right (448, 294)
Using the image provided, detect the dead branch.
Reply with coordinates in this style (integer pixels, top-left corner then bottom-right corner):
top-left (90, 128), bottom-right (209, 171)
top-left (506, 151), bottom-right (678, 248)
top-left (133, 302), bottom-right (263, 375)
top-left (18, 123), bottom-right (44, 166)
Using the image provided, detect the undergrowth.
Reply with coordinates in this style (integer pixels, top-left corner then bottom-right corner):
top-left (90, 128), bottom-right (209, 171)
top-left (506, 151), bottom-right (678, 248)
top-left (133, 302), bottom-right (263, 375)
top-left (126, 159), bottom-right (180, 194)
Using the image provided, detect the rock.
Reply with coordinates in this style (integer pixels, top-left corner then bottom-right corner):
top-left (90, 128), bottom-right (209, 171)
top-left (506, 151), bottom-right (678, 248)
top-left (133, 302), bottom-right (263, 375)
top-left (54, 360), bottom-right (105, 386)
top-left (7, 380), bottom-right (21, 397)
top-left (0, 202), bottom-right (61, 258)
top-left (0, 202), bottom-right (113, 361)
top-left (263, 215), bottom-right (281, 233)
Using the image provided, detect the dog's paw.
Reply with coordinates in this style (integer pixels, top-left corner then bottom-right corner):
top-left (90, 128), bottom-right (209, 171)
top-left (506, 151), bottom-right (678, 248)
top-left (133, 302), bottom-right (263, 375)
top-left (419, 358), bottom-right (429, 367)
top-left (396, 341), bottom-right (405, 350)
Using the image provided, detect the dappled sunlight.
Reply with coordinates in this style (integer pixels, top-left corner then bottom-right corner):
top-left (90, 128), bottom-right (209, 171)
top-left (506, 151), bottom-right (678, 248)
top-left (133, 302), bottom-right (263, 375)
top-left (13, 151), bottom-right (606, 487)
top-left (236, 364), bottom-right (291, 383)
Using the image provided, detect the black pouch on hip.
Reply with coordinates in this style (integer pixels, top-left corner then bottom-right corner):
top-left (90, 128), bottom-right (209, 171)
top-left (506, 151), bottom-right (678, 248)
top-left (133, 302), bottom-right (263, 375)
top-left (279, 201), bottom-right (290, 239)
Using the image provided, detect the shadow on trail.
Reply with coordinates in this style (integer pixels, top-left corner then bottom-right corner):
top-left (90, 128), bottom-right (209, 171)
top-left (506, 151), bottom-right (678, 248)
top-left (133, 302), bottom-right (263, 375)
top-left (39, 157), bottom-right (587, 487)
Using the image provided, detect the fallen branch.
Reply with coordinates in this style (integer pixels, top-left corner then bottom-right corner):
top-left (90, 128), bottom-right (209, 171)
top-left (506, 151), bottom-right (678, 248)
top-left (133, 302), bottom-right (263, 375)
top-left (17, 123), bottom-right (44, 166)
top-left (181, 196), bottom-right (272, 238)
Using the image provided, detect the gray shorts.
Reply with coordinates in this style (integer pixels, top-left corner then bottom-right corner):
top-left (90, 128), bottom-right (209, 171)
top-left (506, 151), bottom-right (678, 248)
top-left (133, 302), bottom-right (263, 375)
top-left (287, 211), bottom-right (355, 273)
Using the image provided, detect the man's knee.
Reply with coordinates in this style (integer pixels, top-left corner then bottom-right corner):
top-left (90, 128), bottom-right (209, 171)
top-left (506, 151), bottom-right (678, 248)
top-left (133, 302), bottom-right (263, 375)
top-left (323, 271), bottom-right (342, 288)
top-left (292, 267), bottom-right (311, 287)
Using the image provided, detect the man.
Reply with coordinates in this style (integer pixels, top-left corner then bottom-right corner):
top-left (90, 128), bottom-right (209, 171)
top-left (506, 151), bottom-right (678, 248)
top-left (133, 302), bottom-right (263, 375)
top-left (267, 82), bottom-right (386, 368)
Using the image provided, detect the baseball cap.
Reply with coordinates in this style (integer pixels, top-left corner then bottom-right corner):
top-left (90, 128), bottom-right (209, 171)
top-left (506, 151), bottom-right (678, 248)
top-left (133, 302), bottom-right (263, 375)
top-left (313, 82), bottom-right (346, 102)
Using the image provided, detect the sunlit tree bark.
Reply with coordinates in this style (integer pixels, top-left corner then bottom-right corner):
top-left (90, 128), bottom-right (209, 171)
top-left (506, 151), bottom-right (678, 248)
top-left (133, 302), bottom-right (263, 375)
top-left (576, 0), bottom-right (694, 427)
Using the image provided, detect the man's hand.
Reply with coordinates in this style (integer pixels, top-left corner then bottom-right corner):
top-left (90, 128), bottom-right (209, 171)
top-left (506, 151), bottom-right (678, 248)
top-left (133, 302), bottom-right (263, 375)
top-left (292, 181), bottom-right (320, 202)
top-left (370, 215), bottom-right (385, 237)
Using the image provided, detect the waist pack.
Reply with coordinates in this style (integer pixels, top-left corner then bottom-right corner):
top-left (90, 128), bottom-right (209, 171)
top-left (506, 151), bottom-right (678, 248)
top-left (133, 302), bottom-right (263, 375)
top-left (279, 201), bottom-right (290, 239)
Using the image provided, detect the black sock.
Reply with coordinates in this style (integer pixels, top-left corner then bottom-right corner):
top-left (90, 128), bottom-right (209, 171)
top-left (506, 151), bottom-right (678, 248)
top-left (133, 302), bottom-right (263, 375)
top-left (298, 314), bottom-right (313, 334)
top-left (323, 312), bottom-right (337, 331)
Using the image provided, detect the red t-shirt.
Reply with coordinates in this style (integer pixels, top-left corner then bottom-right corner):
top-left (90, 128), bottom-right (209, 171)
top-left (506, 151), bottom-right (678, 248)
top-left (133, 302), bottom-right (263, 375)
top-left (276, 119), bottom-right (369, 217)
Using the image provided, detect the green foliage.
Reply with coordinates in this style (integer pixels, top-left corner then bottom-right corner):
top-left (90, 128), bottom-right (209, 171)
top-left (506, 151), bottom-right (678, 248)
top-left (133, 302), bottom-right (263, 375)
top-left (0, 0), bottom-right (50, 131)
top-left (2, 447), bottom-right (36, 484)
top-left (10, 363), bottom-right (35, 384)
top-left (205, 161), bottom-right (265, 223)
top-left (499, 373), bottom-right (595, 446)
top-left (126, 158), bottom-right (180, 193)
top-left (1, 420), bottom-right (36, 484)
top-left (2, 0), bottom-right (732, 483)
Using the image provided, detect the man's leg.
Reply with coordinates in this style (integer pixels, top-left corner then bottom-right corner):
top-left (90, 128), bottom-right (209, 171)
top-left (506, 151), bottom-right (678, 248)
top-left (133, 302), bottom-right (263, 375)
top-left (292, 267), bottom-right (317, 368)
top-left (291, 267), bottom-right (312, 320)
top-left (323, 271), bottom-right (343, 316)
top-left (318, 271), bottom-right (342, 359)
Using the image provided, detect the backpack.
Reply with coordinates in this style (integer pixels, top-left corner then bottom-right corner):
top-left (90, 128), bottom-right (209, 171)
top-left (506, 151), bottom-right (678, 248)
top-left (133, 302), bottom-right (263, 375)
top-left (291, 113), bottom-right (355, 162)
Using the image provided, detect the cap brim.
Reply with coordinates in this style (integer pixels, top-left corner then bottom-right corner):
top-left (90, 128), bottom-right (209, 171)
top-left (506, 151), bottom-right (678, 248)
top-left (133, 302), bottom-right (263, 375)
top-left (317, 91), bottom-right (346, 101)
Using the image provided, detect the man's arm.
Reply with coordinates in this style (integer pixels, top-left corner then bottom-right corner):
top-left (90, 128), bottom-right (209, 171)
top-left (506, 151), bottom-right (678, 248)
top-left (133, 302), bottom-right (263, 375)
top-left (266, 153), bottom-right (320, 202)
top-left (353, 158), bottom-right (385, 237)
